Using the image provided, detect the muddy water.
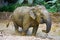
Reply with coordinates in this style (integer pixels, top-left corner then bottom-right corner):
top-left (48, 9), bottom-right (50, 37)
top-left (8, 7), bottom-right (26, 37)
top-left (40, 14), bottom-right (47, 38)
top-left (0, 20), bottom-right (60, 40)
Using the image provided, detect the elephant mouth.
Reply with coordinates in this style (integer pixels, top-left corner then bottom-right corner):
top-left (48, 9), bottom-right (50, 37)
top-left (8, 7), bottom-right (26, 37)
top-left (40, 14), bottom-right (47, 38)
top-left (40, 17), bottom-right (46, 24)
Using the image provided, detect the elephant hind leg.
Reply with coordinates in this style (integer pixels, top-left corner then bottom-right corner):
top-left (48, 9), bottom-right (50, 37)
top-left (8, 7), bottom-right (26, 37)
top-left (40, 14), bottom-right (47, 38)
top-left (14, 22), bottom-right (19, 32)
top-left (32, 25), bottom-right (38, 36)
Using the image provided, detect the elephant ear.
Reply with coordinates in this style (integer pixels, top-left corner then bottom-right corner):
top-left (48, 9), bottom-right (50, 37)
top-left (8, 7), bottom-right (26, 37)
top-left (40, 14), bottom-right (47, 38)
top-left (29, 11), bottom-right (36, 19)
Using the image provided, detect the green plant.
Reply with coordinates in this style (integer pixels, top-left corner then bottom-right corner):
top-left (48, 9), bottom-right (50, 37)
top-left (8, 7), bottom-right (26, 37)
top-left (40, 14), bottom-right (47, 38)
top-left (17, 0), bottom-right (34, 5)
top-left (0, 0), bottom-right (60, 12)
top-left (47, 5), bottom-right (57, 13)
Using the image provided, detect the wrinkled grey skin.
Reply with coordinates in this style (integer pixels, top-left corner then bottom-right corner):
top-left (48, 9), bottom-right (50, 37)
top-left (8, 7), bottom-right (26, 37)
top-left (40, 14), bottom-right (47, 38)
top-left (7, 5), bottom-right (51, 36)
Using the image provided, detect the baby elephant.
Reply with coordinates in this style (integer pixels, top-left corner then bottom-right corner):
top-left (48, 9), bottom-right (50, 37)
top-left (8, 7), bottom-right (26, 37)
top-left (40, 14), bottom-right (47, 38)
top-left (7, 5), bottom-right (51, 36)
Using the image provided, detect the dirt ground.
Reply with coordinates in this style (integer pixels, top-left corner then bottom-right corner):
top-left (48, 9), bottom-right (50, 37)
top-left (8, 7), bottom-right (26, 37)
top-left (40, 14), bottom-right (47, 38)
top-left (0, 13), bottom-right (60, 40)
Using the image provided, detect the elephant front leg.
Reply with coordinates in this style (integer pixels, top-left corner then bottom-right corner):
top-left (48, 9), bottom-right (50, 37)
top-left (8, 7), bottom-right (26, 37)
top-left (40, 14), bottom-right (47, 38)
top-left (21, 28), bottom-right (28, 36)
top-left (22, 14), bottom-right (30, 36)
top-left (21, 23), bottom-right (29, 36)
top-left (21, 22), bottom-right (30, 36)
top-left (32, 25), bottom-right (38, 36)
top-left (21, 14), bottom-right (30, 36)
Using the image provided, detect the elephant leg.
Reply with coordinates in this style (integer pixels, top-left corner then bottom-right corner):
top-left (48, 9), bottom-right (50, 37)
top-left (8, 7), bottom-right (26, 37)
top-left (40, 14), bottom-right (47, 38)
top-left (32, 25), bottom-right (38, 36)
top-left (22, 22), bottom-right (29, 36)
top-left (21, 14), bottom-right (30, 36)
top-left (22, 27), bottom-right (29, 36)
top-left (14, 22), bottom-right (19, 33)
top-left (6, 22), bottom-right (9, 27)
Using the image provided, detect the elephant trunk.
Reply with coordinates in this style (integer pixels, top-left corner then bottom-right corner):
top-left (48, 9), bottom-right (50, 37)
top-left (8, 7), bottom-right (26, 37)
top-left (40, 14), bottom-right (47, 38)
top-left (46, 18), bottom-right (51, 33)
top-left (42, 17), bottom-right (51, 33)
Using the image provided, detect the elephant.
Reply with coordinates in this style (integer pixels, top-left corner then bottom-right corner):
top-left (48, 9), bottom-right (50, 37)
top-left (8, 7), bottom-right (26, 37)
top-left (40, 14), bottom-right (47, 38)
top-left (7, 5), bottom-right (51, 36)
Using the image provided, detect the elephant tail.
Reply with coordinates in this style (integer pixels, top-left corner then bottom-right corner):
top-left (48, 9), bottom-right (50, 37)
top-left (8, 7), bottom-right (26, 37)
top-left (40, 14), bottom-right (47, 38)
top-left (6, 14), bottom-right (13, 27)
top-left (6, 22), bottom-right (9, 27)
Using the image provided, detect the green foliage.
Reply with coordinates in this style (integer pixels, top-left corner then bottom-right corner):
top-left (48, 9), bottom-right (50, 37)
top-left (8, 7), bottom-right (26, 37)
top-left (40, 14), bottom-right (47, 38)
top-left (47, 5), bottom-right (57, 13)
top-left (0, 5), bottom-right (14, 12)
top-left (0, 3), bottom-right (30, 12)
top-left (56, 0), bottom-right (60, 12)
top-left (45, 0), bottom-right (60, 12)
top-left (0, 3), bottom-right (21, 12)
top-left (34, 0), bottom-right (44, 5)
top-left (0, 0), bottom-right (60, 12)
top-left (19, 0), bottom-right (60, 12)
top-left (17, 0), bottom-right (33, 5)
top-left (18, 0), bottom-right (24, 4)
top-left (28, 0), bottom-right (34, 4)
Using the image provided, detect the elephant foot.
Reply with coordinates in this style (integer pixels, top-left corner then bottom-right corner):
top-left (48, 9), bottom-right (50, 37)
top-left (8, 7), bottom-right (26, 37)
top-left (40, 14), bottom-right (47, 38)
top-left (14, 30), bottom-right (21, 36)
top-left (31, 33), bottom-right (36, 36)
top-left (42, 30), bottom-right (47, 33)
top-left (15, 30), bottom-right (19, 33)
top-left (21, 32), bottom-right (26, 36)
top-left (15, 32), bottom-right (21, 36)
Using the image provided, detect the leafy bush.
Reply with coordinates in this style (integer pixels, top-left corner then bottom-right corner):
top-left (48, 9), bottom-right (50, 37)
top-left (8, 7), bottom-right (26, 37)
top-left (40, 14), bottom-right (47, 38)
top-left (0, 6), bottom-right (14, 12)
top-left (34, 0), bottom-right (44, 5)
top-left (0, 0), bottom-right (60, 12)
top-left (47, 6), bottom-right (57, 13)
top-left (17, 0), bottom-right (34, 5)
top-left (0, 3), bottom-right (21, 12)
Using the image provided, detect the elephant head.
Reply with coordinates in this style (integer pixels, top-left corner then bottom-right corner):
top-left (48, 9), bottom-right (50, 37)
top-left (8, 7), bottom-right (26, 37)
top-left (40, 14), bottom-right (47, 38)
top-left (29, 5), bottom-right (52, 33)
